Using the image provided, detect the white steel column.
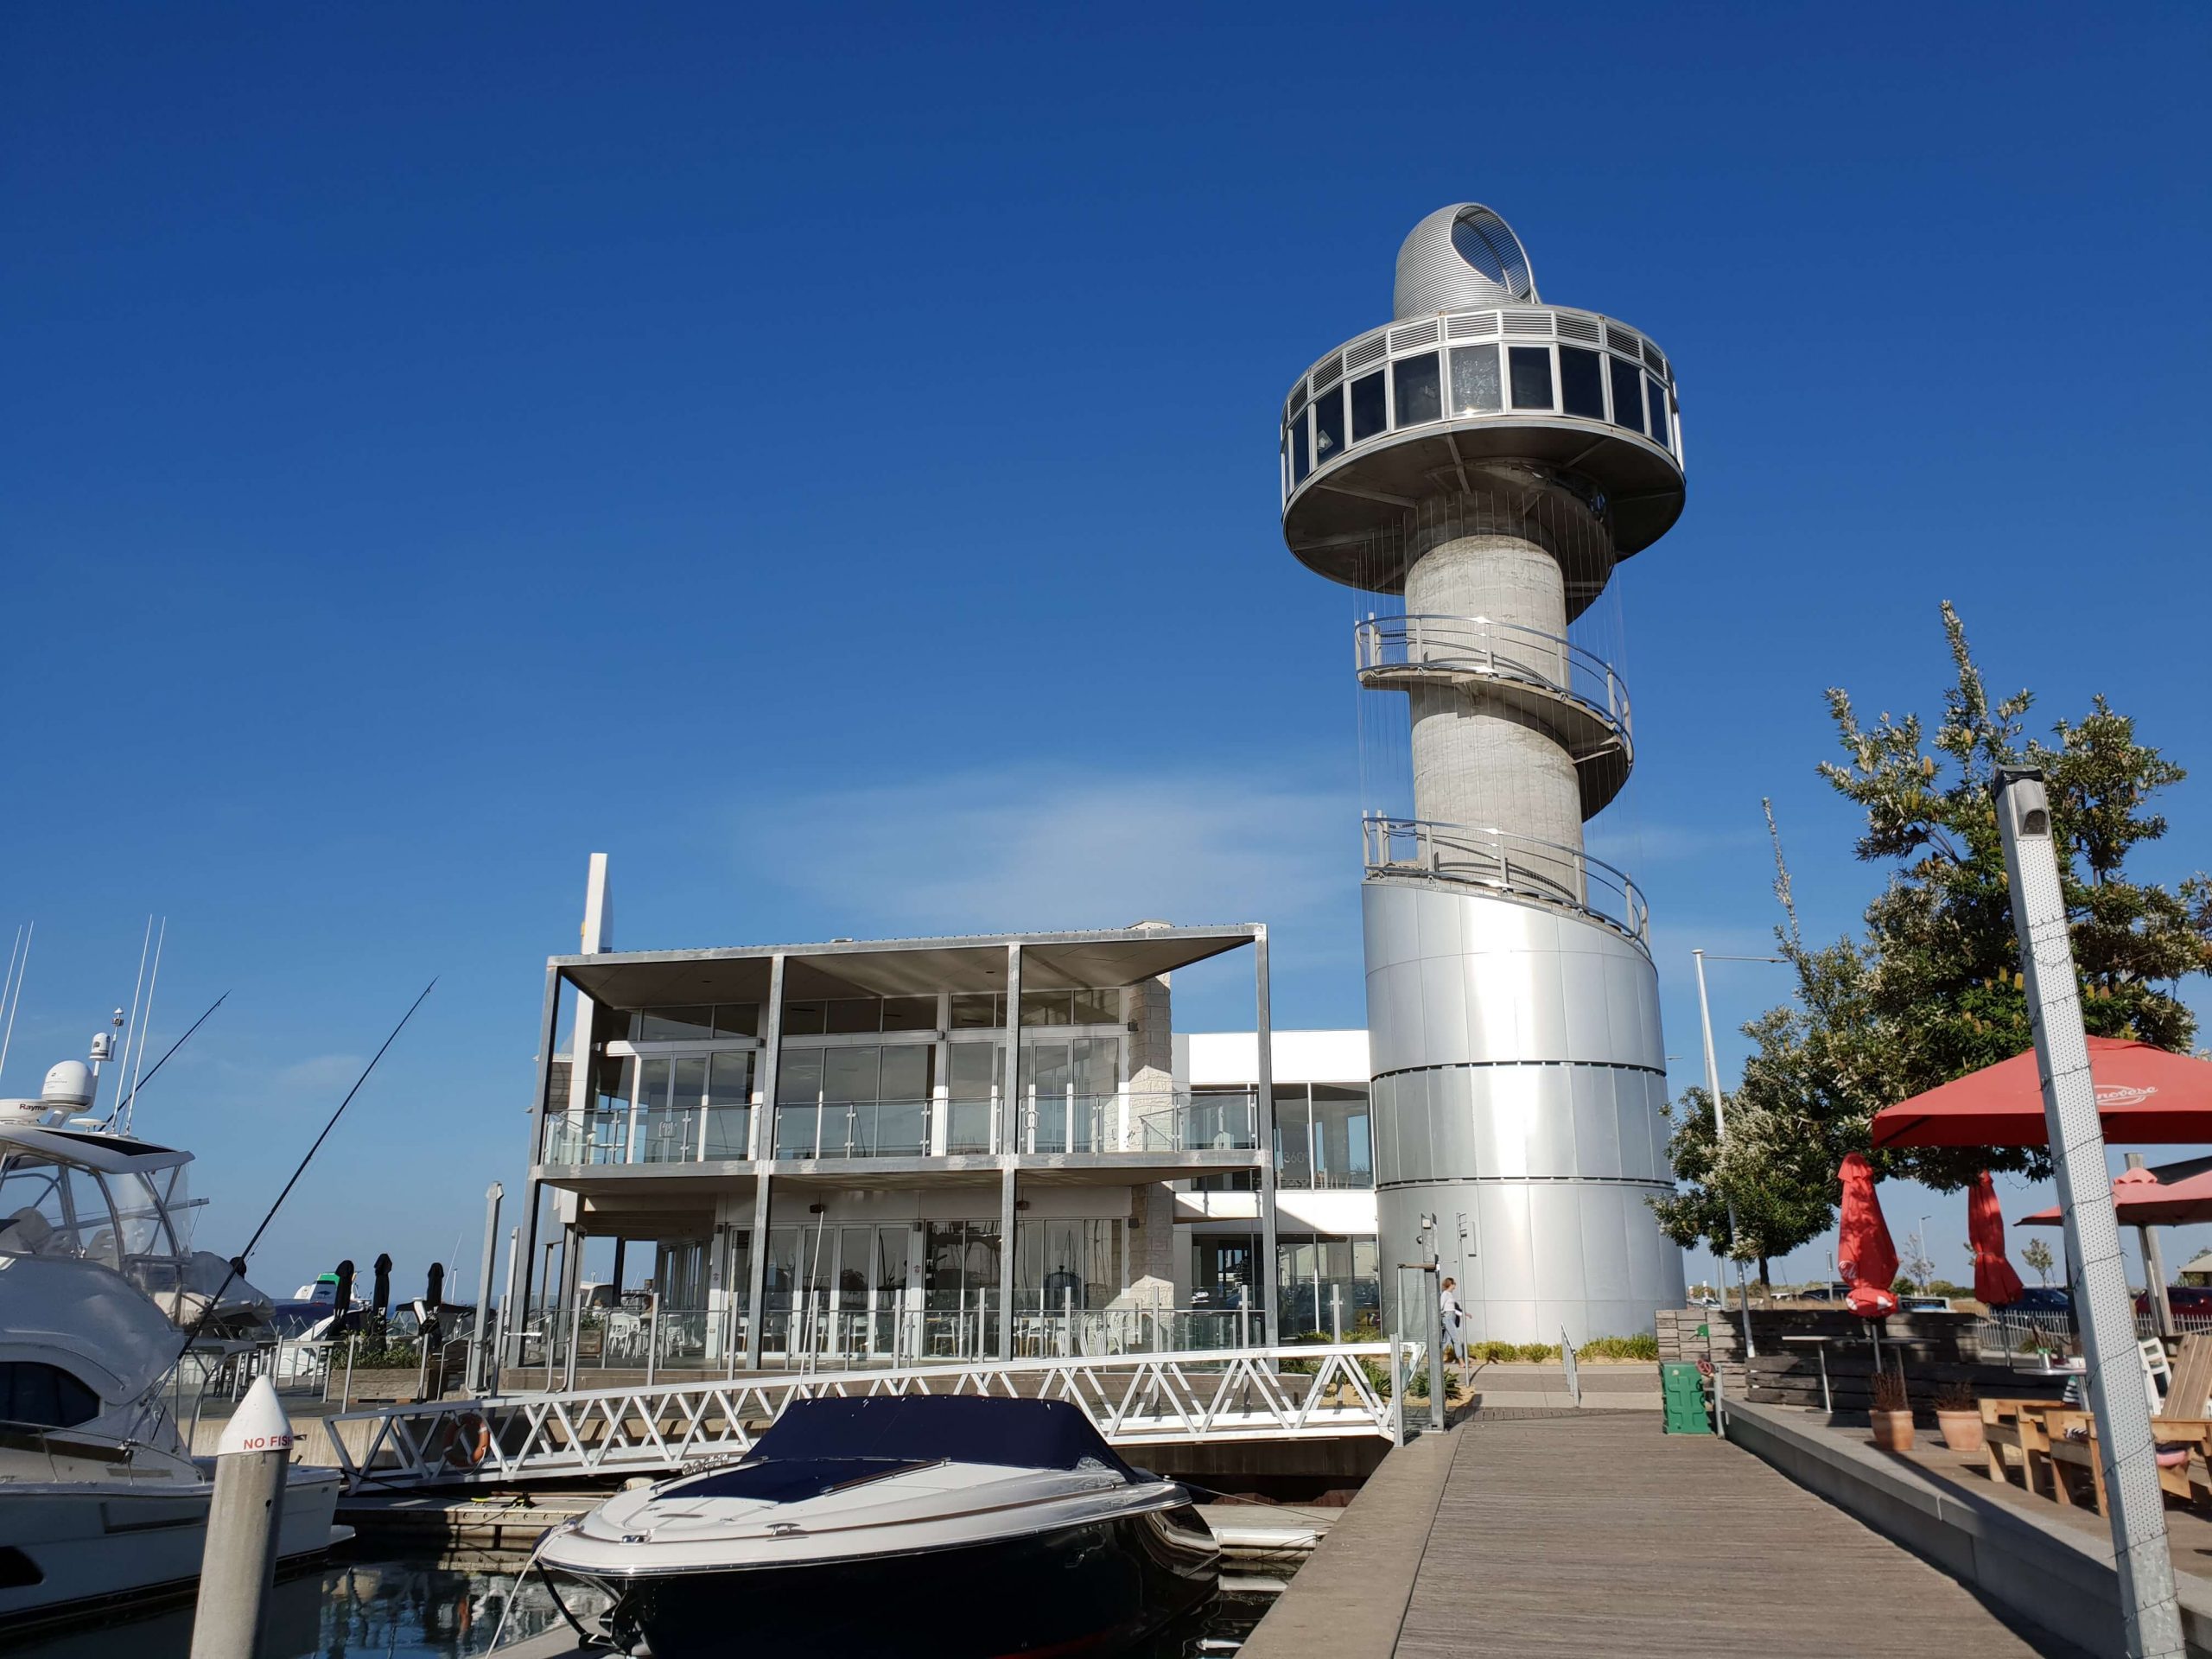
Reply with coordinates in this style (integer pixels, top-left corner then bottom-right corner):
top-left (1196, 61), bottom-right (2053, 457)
top-left (1255, 925), bottom-right (1280, 1346)
top-left (1997, 766), bottom-right (2180, 1659)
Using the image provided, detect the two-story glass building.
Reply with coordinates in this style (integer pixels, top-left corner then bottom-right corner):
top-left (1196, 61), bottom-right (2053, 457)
top-left (512, 861), bottom-right (1320, 1371)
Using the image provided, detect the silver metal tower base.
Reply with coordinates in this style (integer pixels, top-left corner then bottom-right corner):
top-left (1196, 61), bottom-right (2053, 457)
top-left (1364, 878), bottom-right (1684, 1342)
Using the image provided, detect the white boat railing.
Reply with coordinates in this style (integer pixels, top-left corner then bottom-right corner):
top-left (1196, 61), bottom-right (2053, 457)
top-left (324, 1342), bottom-right (1396, 1491)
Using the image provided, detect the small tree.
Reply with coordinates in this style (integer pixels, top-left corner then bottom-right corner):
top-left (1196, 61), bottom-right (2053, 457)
top-left (1655, 602), bottom-right (2212, 1262)
top-left (2022, 1237), bottom-right (2056, 1286)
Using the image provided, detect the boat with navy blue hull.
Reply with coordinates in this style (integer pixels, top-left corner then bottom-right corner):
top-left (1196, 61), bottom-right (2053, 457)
top-left (537, 1395), bottom-right (1220, 1658)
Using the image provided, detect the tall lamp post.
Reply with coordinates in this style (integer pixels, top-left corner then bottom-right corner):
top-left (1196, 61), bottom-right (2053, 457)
top-left (1693, 950), bottom-right (1786, 1363)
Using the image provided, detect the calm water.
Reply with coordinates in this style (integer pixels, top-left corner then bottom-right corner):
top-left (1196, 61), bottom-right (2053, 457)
top-left (17, 1547), bottom-right (1280, 1658)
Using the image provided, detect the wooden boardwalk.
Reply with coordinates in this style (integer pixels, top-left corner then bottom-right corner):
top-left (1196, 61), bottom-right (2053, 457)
top-left (1243, 1413), bottom-right (2089, 1658)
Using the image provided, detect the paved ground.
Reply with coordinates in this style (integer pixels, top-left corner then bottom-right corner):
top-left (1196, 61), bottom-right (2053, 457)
top-left (1243, 1412), bottom-right (2090, 1658)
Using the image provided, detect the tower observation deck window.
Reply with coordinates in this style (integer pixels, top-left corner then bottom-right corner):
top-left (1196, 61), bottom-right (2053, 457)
top-left (1291, 416), bottom-right (1311, 483)
top-left (1349, 370), bottom-right (1388, 443)
top-left (1508, 346), bottom-right (1554, 410)
top-left (1608, 354), bottom-right (1645, 435)
top-left (1312, 385), bottom-right (1346, 465)
top-left (1646, 376), bottom-right (1671, 449)
top-left (1391, 353), bottom-right (1441, 427)
top-left (1449, 344), bottom-right (1501, 415)
top-left (1559, 346), bottom-right (1605, 419)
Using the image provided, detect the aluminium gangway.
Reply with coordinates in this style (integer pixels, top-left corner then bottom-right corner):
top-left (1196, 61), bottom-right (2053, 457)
top-left (322, 1342), bottom-right (1397, 1491)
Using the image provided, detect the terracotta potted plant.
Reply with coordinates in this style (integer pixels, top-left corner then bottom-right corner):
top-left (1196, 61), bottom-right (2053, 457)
top-left (1869, 1365), bottom-right (1915, 1452)
top-left (1933, 1381), bottom-right (1983, 1453)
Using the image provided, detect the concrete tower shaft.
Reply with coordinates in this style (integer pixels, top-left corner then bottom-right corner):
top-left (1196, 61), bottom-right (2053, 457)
top-left (1280, 202), bottom-right (1689, 1342)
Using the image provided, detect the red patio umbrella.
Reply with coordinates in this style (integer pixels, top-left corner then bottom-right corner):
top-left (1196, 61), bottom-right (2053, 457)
top-left (1967, 1171), bottom-right (2025, 1307)
top-left (1837, 1153), bottom-right (1899, 1318)
top-left (2018, 1163), bottom-right (2212, 1229)
top-left (1870, 1036), bottom-right (2212, 1149)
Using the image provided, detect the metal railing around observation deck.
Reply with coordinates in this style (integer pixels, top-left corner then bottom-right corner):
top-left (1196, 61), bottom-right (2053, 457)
top-left (1361, 815), bottom-right (1649, 945)
top-left (1354, 613), bottom-right (1630, 740)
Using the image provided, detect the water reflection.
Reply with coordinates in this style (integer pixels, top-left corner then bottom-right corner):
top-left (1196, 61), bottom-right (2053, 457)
top-left (15, 1549), bottom-right (1275, 1658)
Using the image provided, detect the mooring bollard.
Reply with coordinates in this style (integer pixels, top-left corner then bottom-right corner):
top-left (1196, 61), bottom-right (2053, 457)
top-left (189, 1375), bottom-right (292, 1659)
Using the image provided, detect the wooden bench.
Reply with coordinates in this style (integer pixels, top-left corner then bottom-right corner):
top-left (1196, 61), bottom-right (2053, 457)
top-left (1991, 1401), bottom-right (2212, 1512)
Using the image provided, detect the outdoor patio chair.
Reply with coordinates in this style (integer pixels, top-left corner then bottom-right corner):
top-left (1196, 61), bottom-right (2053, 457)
top-left (2031, 1407), bottom-right (2212, 1512)
top-left (2165, 1333), bottom-right (2212, 1418)
top-left (1981, 1397), bottom-right (2060, 1496)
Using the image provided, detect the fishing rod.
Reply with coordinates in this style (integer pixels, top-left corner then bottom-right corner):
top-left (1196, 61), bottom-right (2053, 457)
top-left (168, 978), bottom-right (436, 1372)
top-left (102, 990), bottom-right (228, 1128)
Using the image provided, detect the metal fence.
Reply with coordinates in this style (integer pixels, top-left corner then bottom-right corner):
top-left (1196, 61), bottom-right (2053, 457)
top-left (517, 1294), bottom-right (1263, 1380)
top-left (538, 1087), bottom-right (1264, 1165)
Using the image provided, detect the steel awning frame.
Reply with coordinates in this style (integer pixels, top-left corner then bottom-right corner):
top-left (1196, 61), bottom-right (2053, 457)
top-left (550, 924), bottom-right (1262, 1009)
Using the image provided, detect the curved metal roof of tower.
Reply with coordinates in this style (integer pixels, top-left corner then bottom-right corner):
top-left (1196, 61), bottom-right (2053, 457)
top-left (1393, 203), bottom-right (1539, 318)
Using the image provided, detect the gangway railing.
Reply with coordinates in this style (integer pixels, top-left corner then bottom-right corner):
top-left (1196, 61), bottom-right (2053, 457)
top-left (322, 1342), bottom-right (1395, 1491)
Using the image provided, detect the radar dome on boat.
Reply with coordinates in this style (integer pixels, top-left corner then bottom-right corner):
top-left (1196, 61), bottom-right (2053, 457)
top-left (41, 1060), bottom-right (93, 1109)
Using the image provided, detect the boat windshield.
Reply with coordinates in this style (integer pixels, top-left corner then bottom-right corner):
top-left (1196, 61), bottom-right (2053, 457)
top-left (741, 1396), bottom-right (1140, 1479)
top-left (0, 1152), bottom-right (192, 1282)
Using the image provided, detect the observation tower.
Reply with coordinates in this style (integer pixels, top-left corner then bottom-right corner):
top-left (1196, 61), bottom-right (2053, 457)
top-left (1279, 204), bottom-right (1688, 1341)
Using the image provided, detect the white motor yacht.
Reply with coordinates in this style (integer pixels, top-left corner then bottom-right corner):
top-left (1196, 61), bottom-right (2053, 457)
top-left (539, 1394), bottom-right (1219, 1658)
top-left (0, 1113), bottom-right (344, 1629)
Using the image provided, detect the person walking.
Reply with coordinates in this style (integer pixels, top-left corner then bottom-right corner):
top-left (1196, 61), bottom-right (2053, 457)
top-left (1439, 1275), bottom-right (1466, 1381)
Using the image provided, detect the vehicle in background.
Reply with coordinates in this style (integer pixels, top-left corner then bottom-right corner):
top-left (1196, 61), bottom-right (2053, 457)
top-left (1898, 1294), bottom-right (1954, 1313)
top-left (2133, 1286), bottom-right (2212, 1318)
top-left (2010, 1286), bottom-right (2072, 1313)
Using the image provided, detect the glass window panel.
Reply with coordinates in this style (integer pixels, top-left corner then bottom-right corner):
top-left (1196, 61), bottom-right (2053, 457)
top-left (1349, 370), bottom-right (1387, 442)
top-left (1608, 355), bottom-right (1644, 434)
top-left (1509, 346), bottom-right (1554, 410)
top-left (1073, 1037), bottom-right (1118, 1099)
top-left (1275, 1084), bottom-right (1313, 1188)
top-left (1310, 1084), bottom-right (1372, 1188)
top-left (795, 1096), bottom-right (837, 1158)
top-left (879, 1043), bottom-right (932, 1101)
top-left (594, 1054), bottom-right (633, 1113)
top-left (880, 995), bottom-right (936, 1033)
top-left (1392, 353), bottom-right (1441, 426)
top-left (822, 1048), bottom-right (878, 1104)
top-left (673, 1057), bottom-right (708, 1104)
top-left (1646, 376), bottom-right (1670, 448)
top-left (636, 1007), bottom-right (715, 1042)
top-left (1449, 344), bottom-right (1501, 415)
top-left (781, 1000), bottom-right (828, 1038)
top-left (824, 998), bottom-right (880, 1035)
top-left (1291, 416), bottom-right (1310, 483)
top-left (707, 1051), bottom-right (753, 1105)
top-left (765, 1227), bottom-right (800, 1298)
top-left (947, 993), bottom-right (1001, 1030)
top-left (713, 1003), bottom-right (759, 1038)
top-left (948, 1042), bottom-right (1002, 1097)
top-left (1310, 385), bottom-right (1345, 465)
top-left (1020, 990), bottom-right (1073, 1027)
top-left (775, 1050), bottom-right (822, 1104)
top-left (639, 1058), bottom-right (673, 1109)
top-left (1559, 346), bottom-right (1605, 418)
top-left (1069, 987), bottom-right (1121, 1025)
top-left (1021, 1041), bottom-right (1072, 1092)
top-left (704, 1052), bottom-right (752, 1158)
top-left (875, 1096), bottom-right (925, 1155)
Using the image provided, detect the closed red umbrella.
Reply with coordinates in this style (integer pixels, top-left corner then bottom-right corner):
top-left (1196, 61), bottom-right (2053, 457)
top-left (1837, 1153), bottom-right (1899, 1318)
top-left (1967, 1171), bottom-right (2025, 1308)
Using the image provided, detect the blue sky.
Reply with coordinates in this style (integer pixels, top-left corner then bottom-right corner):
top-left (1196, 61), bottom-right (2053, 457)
top-left (4, 3), bottom-right (2208, 1302)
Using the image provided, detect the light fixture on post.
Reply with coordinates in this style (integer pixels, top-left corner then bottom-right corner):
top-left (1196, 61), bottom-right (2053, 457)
top-left (1693, 949), bottom-right (1785, 1361)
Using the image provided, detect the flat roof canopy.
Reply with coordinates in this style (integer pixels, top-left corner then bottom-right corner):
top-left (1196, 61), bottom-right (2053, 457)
top-left (552, 924), bottom-right (1260, 1009)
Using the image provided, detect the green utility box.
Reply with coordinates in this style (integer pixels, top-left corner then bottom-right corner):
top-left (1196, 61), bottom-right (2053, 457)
top-left (1661, 1362), bottom-right (1712, 1435)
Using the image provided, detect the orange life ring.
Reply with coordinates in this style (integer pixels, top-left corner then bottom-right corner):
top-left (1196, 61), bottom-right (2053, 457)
top-left (441, 1410), bottom-right (493, 1469)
